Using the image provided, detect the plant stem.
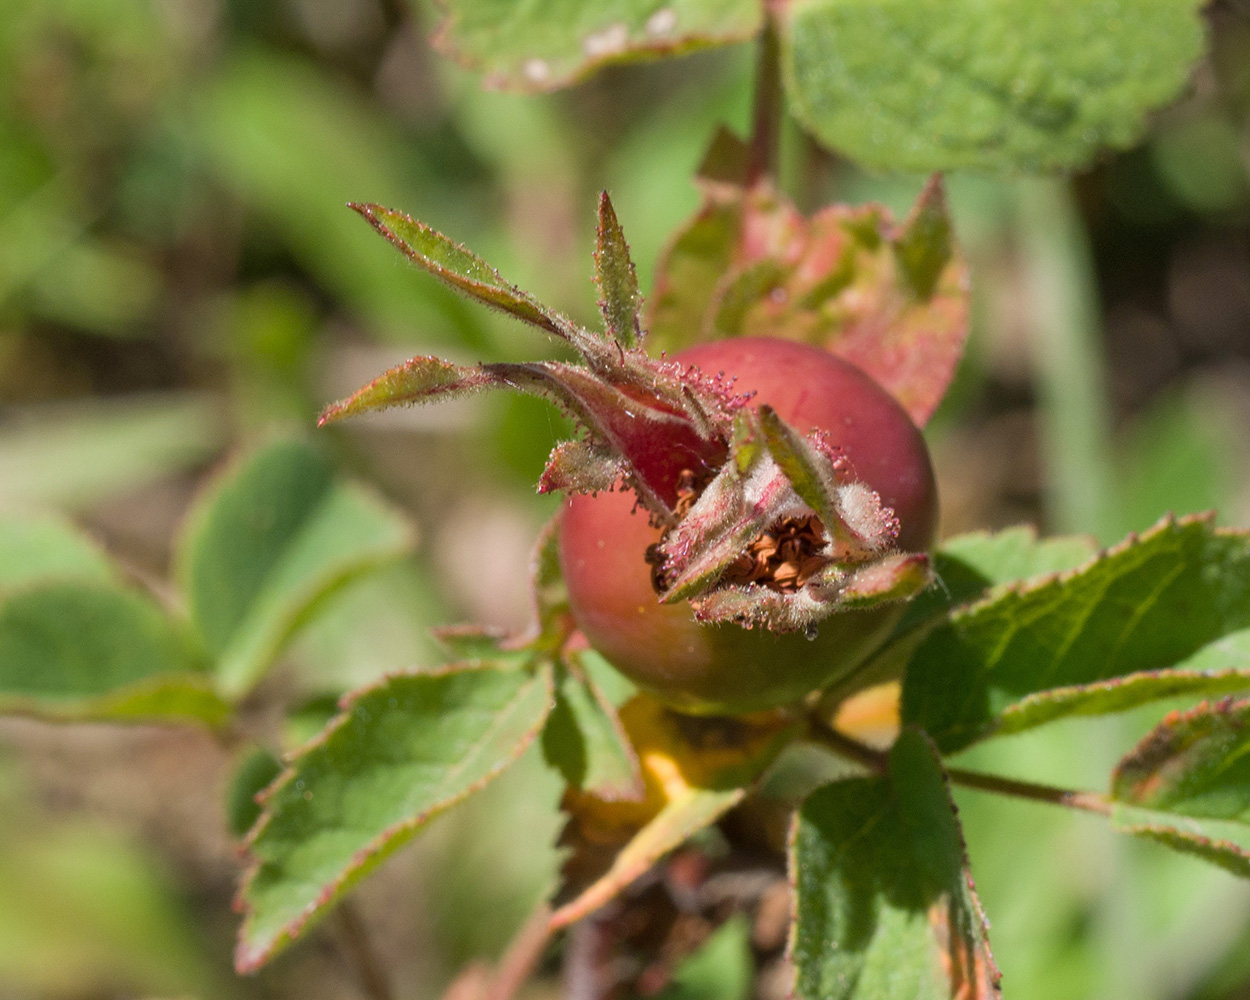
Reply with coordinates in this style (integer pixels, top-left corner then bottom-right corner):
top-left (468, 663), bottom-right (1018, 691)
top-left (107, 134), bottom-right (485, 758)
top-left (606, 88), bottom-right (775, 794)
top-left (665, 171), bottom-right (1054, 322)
top-left (486, 904), bottom-right (555, 1000)
top-left (746, 12), bottom-right (783, 187)
top-left (812, 726), bottom-right (1111, 816)
top-left (336, 901), bottom-right (395, 1000)
top-left (1015, 177), bottom-right (1118, 542)
top-left (944, 764), bottom-right (1111, 816)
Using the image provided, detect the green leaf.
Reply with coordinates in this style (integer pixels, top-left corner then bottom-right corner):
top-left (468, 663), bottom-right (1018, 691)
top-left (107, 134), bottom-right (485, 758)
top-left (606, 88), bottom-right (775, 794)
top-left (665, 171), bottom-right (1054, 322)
top-left (1114, 698), bottom-right (1250, 823)
top-left (543, 658), bottom-right (643, 801)
top-left (235, 662), bottom-right (553, 971)
top-left (993, 627), bottom-right (1250, 734)
top-left (646, 179), bottom-right (968, 427)
top-left (226, 749), bottom-right (284, 840)
top-left (779, 0), bottom-right (1206, 173)
top-left (1109, 698), bottom-right (1250, 877)
top-left (0, 515), bottom-right (114, 589)
top-left (0, 393), bottom-right (223, 513)
top-left (431, 0), bottom-right (761, 92)
top-left (178, 439), bottom-right (414, 698)
top-left (903, 515), bottom-right (1250, 752)
top-left (595, 191), bottom-right (644, 350)
top-left (895, 525), bottom-right (1098, 636)
top-left (791, 729), bottom-right (1000, 1000)
top-left (0, 582), bottom-right (226, 725)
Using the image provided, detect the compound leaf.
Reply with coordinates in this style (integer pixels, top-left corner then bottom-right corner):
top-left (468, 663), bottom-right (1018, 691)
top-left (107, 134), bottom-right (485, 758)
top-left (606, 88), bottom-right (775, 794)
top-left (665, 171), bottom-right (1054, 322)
top-left (178, 439), bottom-right (414, 698)
top-left (235, 662), bottom-right (553, 971)
top-left (791, 729), bottom-right (999, 1000)
top-left (903, 515), bottom-right (1250, 752)
top-left (431, 0), bottom-right (761, 92)
top-left (779, 0), bottom-right (1206, 173)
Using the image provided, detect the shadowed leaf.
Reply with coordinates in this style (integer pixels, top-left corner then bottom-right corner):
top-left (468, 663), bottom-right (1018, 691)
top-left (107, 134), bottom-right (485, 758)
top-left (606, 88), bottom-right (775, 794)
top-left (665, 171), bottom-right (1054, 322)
top-left (431, 0), bottom-right (761, 92)
top-left (779, 0), bottom-right (1206, 172)
top-left (903, 515), bottom-right (1250, 753)
top-left (791, 729), bottom-right (1000, 1000)
top-left (235, 662), bottom-right (553, 971)
top-left (595, 191), bottom-right (643, 350)
top-left (543, 658), bottom-right (644, 802)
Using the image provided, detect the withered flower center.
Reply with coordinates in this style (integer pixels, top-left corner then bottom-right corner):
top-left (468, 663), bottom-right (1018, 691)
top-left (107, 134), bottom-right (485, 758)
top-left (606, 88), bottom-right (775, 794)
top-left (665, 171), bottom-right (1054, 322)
top-left (644, 468), bottom-right (832, 597)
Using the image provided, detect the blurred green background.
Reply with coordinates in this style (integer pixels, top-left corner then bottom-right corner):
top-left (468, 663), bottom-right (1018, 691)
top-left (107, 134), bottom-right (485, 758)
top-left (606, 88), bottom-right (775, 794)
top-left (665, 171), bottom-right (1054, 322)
top-left (2, 1), bottom-right (1250, 998)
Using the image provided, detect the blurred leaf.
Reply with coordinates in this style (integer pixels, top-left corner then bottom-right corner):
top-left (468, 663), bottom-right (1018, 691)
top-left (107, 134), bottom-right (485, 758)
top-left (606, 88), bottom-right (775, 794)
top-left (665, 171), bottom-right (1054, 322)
top-left (28, 239), bottom-right (161, 338)
top-left (1152, 113), bottom-right (1250, 214)
top-left (779, 0), bottom-right (1206, 172)
top-left (186, 50), bottom-right (490, 347)
top-left (647, 177), bottom-right (968, 426)
top-left (289, 562), bottom-right (449, 693)
top-left (0, 514), bottom-right (114, 589)
top-left (431, 0), bottom-right (761, 91)
top-left (1112, 383), bottom-right (1239, 539)
top-left (658, 914), bottom-right (753, 1000)
top-left (1110, 698), bottom-right (1250, 877)
top-left (178, 438), bottom-right (415, 698)
top-left (0, 824), bottom-right (218, 997)
top-left (0, 581), bottom-right (226, 725)
top-left (543, 659), bottom-right (643, 801)
top-left (595, 190), bottom-right (644, 350)
top-left (903, 516), bottom-right (1250, 753)
top-left (1015, 178), bottom-right (1118, 542)
top-left (226, 747), bottom-right (284, 839)
top-left (791, 730), bottom-right (1000, 1000)
top-left (0, 393), bottom-right (223, 513)
top-left (235, 662), bottom-right (553, 971)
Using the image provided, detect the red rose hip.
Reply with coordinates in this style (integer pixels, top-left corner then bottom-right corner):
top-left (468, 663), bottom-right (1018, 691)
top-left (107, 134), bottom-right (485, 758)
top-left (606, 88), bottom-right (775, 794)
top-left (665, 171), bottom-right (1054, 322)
top-left (560, 338), bottom-right (938, 715)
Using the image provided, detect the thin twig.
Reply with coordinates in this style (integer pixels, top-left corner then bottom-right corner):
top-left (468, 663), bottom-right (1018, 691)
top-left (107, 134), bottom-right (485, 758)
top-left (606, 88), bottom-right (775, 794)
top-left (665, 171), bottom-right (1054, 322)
top-left (336, 901), bottom-right (395, 1000)
top-left (486, 903), bottom-right (555, 1000)
top-left (945, 766), bottom-right (1112, 816)
top-left (746, 12), bottom-right (783, 187)
top-left (811, 726), bottom-right (1112, 816)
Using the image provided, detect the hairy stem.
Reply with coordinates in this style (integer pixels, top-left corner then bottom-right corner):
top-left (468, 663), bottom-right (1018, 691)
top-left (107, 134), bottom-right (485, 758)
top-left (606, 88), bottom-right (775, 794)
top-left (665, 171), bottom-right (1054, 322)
top-left (813, 726), bottom-right (1112, 816)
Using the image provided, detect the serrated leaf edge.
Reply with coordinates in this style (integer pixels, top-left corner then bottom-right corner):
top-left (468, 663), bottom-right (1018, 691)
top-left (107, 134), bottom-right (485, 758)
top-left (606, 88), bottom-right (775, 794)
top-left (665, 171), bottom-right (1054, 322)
top-left (234, 661), bottom-right (553, 972)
